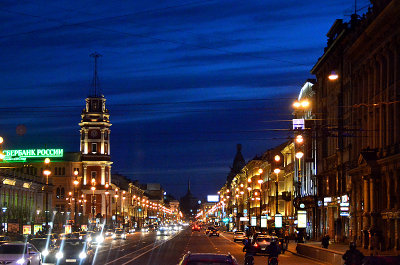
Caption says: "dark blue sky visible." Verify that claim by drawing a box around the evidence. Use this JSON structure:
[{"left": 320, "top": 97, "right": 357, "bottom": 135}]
[{"left": 0, "top": 0, "right": 369, "bottom": 199}]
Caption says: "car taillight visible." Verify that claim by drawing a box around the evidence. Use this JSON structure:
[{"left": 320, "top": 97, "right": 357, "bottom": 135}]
[{"left": 253, "top": 243, "right": 258, "bottom": 247}]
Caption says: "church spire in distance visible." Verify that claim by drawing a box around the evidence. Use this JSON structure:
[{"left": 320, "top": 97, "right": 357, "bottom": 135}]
[{"left": 90, "top": 52, "right": 102, "bottom": 97}]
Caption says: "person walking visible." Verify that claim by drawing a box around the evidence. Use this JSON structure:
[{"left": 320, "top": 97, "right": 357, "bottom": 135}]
[{"left": 343, "top": 242, "right": 364, "bottom": 265}]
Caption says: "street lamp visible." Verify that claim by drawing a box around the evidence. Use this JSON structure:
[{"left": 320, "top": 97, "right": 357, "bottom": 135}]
[
  {"left": 43, "top": 158, "right": 51, "bottom": 230},
  {"left": 328, "top": 71, "right": 339, "bottom": 80},
  {"left": 73, "top": 171, "right": 79, "bottom": 231},
  {"left": 105, "top": 183, "right": 110, "bottom": 226},
  {"left": 91, "top": 185, "right": 96, "bottom": 226},
  {"left": 115, "top": 188, "right": 119, "bottom": 228}
]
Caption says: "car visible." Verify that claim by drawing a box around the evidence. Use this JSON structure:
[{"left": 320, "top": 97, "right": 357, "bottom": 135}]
[
  {"left": 205, "top": 226, "right": 214, "bottom": 235},
  {"left": 233, "top": 231, "right": 247, "bottom": 242},
  {"left": 29, "top": 237, "right": 56, "bottom": 263},
  {"left": 191, "top": 225, "right": 200, "bottom": 232},
  {"left": 209, "top": 228, "right": 220, "bottom": 237},
  {"left": 178, "top": 252, "right": 239, "bottom": 265},
  {"left": 156, "top": 227, "right": 170, "bottom": 236},
  {"left": 141, "top": 227, "right": 149, "bottom": 233},
  {"left": 79, "top": 231, "right": 92, "bottom": 243},
  {"left": 252, "top": 235, "right": 279, "bottom": 254},
  {"left": 0, "top": 242, "right": 42, "bottom": 265},
  {"left": 105, "top": 229, "right": 114, "bottom": 237},
  {"left": 54, "top": 239, "right": 94, "bottom": 265},
  {"left": 0, "top": 236, "right": 11, "bottom": 245},
  {"left": 112, "top": 229, "right": 127, "bottom": 240},
  {"left": 90, "top": 231, "right": 105, "bottom": 245}
]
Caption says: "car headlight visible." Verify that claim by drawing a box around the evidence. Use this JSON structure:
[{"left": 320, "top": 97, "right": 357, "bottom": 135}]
[
  {"left": 56, "top": 252, "right": 64, "bottom": 259},
  {"left": 157, "top": 231, "right": 160, "bottom": 235},
  {"left": 16, "top": 258, "right": 25, "bottom": 265},
  {"left": 96, "top": 235, "right": 104, "bottom": 243},
  {"left": 42, "top": 249, "right": 49, "bottom": 257},
  {"left": 86, "top": 237, "right": 92, "bottom": 242},
  {"left": 79, "top": 252, "right": 87, "bottom": 259},
  {"left": 112, "top": 234, "right": 116, "bottom": 238},
  {"left": 79, "top": 236, "right": 83, "bottom": 239}
]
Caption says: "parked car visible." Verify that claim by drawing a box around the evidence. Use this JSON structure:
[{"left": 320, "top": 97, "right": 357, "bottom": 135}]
[
  {"left": 112, "top": 229, "right": 127, "bottom": 240},
  {"left": 233, "top": 231, "right": 247, "bottom": 242},
  {"left": 209, "top": 228, "right": 220, "bottom": 237},
  {"left": 178, "top": 253, "right": 239, "bottom": 265},
  {"left": 0, "top": 242, "right": 42, "bottom": 265},
  {"left": 54, "top": 239, "right": 94, "bottom": 265}
]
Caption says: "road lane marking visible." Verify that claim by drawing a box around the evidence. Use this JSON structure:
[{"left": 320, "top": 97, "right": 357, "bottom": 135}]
[{"left": 118, "top": 232, "right": 181, "bottom": 265}]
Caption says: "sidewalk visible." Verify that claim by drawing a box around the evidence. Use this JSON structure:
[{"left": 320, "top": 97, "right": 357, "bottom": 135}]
[{"left": 299, "top": 240, "right": 400, "bottom": 256}]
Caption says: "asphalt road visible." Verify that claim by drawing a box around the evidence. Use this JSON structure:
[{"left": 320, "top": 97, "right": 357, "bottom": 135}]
[{"left": 47, "top": 228, "right": 325, "bottom": 265}]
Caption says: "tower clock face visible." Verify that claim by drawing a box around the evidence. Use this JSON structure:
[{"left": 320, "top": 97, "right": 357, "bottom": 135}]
[{"left": 90, "top": 130, "right": 99, "bottom": 138}]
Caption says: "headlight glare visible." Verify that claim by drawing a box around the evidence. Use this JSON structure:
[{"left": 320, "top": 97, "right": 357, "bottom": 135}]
[
  {"left": 56, "top": 251, "right": 63, "bottom": 259},
  {"left": 16, "top": 258, "right": 25, "bottom": 265},
  {"left": 42, "top": 249, "right": 49, "bottom": 257},
  {"left": 79, "top": 252, "right": 87, "bottom": 259},
  {"left": 96, "top": 235, "right": 104, "bottom": 243}
]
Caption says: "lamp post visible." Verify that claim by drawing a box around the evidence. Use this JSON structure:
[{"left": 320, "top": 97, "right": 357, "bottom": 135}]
[
  {"left": 105, "top": 183, "right": 110, "bottom": 227},
  {"left": 114, "top": 188, "right": 119, "bottom": 228},
  {"left": 73, "top": 171, "right": 79, "bottom": 231},
  {"left": 91, "top": 181, "right": 96, "bottom": 227},
  {"left": 122, "top": 191, "right": 126, "bottom": 228},
  {"left": 43, "top": 158, "right": 51, "bottom": 230}
]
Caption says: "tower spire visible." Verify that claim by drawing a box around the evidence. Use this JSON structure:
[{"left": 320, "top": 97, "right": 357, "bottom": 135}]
[{"left": 90, "top": 52, "right": 102, "bottom": 97}]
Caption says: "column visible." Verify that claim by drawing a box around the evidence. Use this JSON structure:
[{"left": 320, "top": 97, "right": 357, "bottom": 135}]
[
  {"left": 84, "top": 130, "right": 88, "bottom": 154},
  {"left": 350, "top": 180, "right": 357, "bottom": 242},
  {"left": 369, "top": 177, "right": 376, "bottom": 228},
  {"left": 101, "top": 166, "right": 105, "bottom": 185},
  {"left": 100, "top": 130, "right": 105, "bottom": 154},
  {"left": 101, "top": 194, "right": 106, "bottom": 215},
  {"left": 83, "top": 166, "right": 87, "bottom": 185},
  {"left": 363, "top": 176, "right": 370, "bottom": 248}
]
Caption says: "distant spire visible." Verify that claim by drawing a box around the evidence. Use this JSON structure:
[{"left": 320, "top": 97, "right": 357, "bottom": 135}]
[
  {"left": 188, "top": 177, "right": 191, "bottom": 192},
  {"left": 90, "top": 52, "right": 102, "bottom": 97}
]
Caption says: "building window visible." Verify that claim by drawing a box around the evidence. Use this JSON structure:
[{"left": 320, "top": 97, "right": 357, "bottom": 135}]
[
  {"left": 62, "top": 167, "right": 65, "bottom": 176},
  {"left": 61, "top": 188, "right": 65, "bottom": 199},
  {"left": 104, "top": 143, "right": 108, "bottom": 154},
  {"left": 56, "top": 188, "right": 61, "bottom": 199},
  {"left": 91, "top": 171, "right": 97, "bottom": 182},
  {"left": 92, "top": 143, "right": 97, "bottom": 154}
]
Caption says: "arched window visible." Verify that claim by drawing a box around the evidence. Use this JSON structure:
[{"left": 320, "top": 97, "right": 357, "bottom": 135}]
[
  {"left": 62, "top": 167, "right": 65, "bottom": 176},
  {"left": 56, "top": 188, "right": 61, "bottom": 199},
  {"left": 61, "top": 188, "right": 65, "bottom": 199}
]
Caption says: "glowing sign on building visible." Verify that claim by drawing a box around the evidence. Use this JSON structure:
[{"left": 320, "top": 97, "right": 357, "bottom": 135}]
[{"left": 2, "top": 149, "right": 64, "bottom": 162}]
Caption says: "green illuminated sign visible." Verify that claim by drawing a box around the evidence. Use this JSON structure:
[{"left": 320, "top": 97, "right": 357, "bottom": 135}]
[{"left": 2, "top": 149, "right": 64, "bottom": 162}]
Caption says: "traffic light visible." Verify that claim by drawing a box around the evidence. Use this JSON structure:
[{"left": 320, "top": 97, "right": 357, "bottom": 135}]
[{"left": 294, "top": 133, "right": 304, "bottom": 159}]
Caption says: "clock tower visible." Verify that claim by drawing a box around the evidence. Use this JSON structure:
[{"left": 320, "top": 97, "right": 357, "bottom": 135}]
[{"left": 79, "top": 52, "right": 112, "bottom": 222}]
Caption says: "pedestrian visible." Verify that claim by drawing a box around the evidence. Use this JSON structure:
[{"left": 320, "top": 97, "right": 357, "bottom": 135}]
[
  {"left": 343, "top": 242, "right": 364, "bottom": 265},
  {"left": 322, "top": 234, "right": 330, "bottom": 249},
  {"left": 284, "top": 229, "right": 289, "bottom": 244}
]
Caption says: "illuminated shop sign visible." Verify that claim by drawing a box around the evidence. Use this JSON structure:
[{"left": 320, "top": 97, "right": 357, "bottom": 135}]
[
  {"left": 2, "top": 149, "right": 64, "bottom": 162},
  {"left": 297, "top": 210, "right": 307, "bottom": 228}
]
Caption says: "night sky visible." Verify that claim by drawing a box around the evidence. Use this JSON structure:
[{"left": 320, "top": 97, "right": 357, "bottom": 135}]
[{"left": 0, "top": 0, "right": 369, "bottom": 199}]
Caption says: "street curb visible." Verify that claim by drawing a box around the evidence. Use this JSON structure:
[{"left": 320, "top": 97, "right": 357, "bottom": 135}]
[{"left": 286, "top": 249, "right": 330, "bottom": 265}]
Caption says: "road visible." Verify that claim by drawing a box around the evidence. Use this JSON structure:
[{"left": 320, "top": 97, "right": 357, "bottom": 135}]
[{"left": 76, "top": 228, "right": 325, "bottom": 265}]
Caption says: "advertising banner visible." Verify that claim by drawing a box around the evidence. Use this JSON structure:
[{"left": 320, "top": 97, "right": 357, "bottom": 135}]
[
  {"left": 65, "top": 225, "right": 72, "bottom": 234},
  {"left": 250, "top": 216, "right": 256, "bottom": 226},
  {"left": 275, "top": 214, "right": 282, "bottom": 228},
  {"left": 298, "top": 211, "right": 307, "bottom": 228},
  {"left": 261, "top": 216, "right": 267, "bottom": 228},
  {"left": 23, "top": 225, "right": 31, "bottom": 235},
  {"left": 34, "top": 225, "right": 42, "bottom": 234}
]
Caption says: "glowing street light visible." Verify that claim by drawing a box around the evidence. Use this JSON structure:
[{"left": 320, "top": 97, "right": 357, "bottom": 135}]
[
  {"left": 328, "top": 71, "right": 339, "bottom": 80},
  {"left": 295, "top": 135, "right": 304, "bottom": 144},
  {"left": 274, "top": 168, "right": 281, "bottom": 174},
  {"left": 296, "top": 152, "right": 304, "bottom": 159}
]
